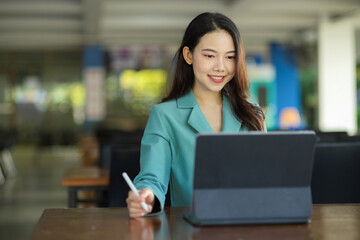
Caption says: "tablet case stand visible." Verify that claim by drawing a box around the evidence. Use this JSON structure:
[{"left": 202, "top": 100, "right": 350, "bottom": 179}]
[{"left": 184, "top": 187, "right": 312, "bottom": 226}]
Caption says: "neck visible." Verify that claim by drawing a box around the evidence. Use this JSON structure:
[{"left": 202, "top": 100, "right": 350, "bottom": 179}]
[{"left": 192, "top": 88, "right": 223, "bottom": 106}]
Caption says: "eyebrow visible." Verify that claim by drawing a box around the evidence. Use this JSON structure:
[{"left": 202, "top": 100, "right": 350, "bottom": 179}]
[{"left": 201, "top": 48, "right": 236, "bottom": 54}]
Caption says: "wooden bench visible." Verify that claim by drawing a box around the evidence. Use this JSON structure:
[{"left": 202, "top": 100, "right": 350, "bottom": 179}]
[{"left": 62, "top": 167, "right": 109, "bottom": 208}]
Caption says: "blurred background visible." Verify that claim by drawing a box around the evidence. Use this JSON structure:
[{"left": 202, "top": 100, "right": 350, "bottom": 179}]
[{"left": 0, "top": 0, "right": 360, "bottom": 239}]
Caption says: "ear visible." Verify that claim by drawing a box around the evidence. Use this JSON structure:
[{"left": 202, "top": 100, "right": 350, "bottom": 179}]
[{"left": 182, "top": 46, "right": 193, "bottom": 65}]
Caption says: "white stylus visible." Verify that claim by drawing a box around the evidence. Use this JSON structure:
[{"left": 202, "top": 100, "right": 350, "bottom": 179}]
[{"left": 122, "top": 172, "right": 149, "bottom": 212}]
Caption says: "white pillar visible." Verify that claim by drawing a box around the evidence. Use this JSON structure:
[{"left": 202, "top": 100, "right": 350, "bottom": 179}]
[{"left": 318, "top": 17, "right": 357, "bottom": 134}]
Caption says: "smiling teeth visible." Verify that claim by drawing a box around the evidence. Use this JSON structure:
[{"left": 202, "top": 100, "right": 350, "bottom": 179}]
[{"left": 211, "top": 76, "right": 223, "bottom": 80}]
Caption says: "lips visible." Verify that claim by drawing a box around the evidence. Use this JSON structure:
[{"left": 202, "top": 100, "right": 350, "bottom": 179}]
[{"left": 208, "top": 75, "right": 225, "bottom": 83}]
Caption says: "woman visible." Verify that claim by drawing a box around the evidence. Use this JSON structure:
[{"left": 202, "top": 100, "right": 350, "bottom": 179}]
[{"left": 126, "top": 12, "right": 266, "bottom": 218}]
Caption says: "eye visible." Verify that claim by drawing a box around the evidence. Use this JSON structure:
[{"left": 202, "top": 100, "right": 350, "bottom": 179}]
[
  {"left": 226, "top": 56, "right": 236, "bottom": 60},
  {"left": 204, "top": 54, "right": 214, "bottom": 58}
]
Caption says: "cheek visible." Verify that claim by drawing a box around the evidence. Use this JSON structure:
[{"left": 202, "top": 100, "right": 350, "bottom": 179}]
[
  {"left": 227, "top": 62, "right": 236, "bottom": 74},
  {"left": 193, "top": 58, "right": 210, "bottom": 73},
  {"left": 226, "top": 62, "right": 236, "bottom": 82}
]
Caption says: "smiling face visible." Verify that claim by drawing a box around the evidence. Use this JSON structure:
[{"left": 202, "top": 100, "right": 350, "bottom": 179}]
[{"left": 183, "top": 29, "right": 236, "bottom": 96}]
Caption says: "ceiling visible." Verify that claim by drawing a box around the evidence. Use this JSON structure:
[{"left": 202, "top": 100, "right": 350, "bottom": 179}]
[{"left": 0, "top": 0, "right": 360, "bottom": 57}]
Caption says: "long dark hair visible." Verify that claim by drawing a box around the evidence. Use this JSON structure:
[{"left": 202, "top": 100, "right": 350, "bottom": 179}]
[{"left": 162, "top": 12, "right": 265, "bottom": 131}]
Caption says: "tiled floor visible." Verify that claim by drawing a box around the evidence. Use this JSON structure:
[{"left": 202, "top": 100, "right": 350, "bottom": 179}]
[{"left": 0, "top": 144, "right": 81, "bottom": 240}]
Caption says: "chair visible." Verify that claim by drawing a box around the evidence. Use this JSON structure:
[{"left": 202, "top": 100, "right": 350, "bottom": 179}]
[
  {"left": 97, "top": 129, "right": 143, "bottom": 168},
  {"left": 315, "top": 131, "right": 349, "bottom": 142},
  {"left": 0, "top": 137, "right": 5, "bottom": 184},
  {"left": 99, "top": 142, "right": 140, "bottom": 168},
  {"left": 0, "top": 129, "right": 17, "bottom": 179},
  {"left": 62, "top": 167, "right": 109, "bottom": 208},
  {"left": 311, "top": 141, "right": 360, "bottom": 203},
  {"left": 109, "top": 146, "right": 171, "bottom": 207}
]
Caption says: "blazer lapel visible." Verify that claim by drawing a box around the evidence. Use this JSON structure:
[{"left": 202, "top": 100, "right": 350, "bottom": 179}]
[
  {"left": 188, "top": 104, "right": 214, "bottom": 133},
  {"left": 177, "top": 91, "right": 213, "bottom": 133}
]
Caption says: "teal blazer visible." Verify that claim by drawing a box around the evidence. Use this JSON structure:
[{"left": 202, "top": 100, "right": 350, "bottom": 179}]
[{"left": 134, "top": 91, "right": 251, "bottom": 211}]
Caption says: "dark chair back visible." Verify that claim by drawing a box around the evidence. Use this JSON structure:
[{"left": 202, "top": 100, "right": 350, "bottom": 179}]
[
  {"left": 311, "top": 141, "right": 360, "bottom": 203},
  {"left": 97, "top": 129, "right": 143, "bottom": 168},
  {"left": 109, "top": 146, "right": 171, "bottom": 207},
  {"left": 99, "top": 143, "right": 140, "bottom": 168},
  {"left": 315, "top": 131, "right": 349, "bottom": 142}
]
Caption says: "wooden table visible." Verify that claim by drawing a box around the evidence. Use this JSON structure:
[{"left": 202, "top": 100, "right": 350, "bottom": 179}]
[
  {"left": 61, "top": 167, "right": 109, "bottom": 208},
  {"left": 30, "top": 204, "right": 360, "bottom": 240}
]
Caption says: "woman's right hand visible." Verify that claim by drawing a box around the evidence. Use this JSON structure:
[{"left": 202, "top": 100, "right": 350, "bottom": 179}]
[{"left": 126, "top": 188, "right": 155, "bottom": 218}]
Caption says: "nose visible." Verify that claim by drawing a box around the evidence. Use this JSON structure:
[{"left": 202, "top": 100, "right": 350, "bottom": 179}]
[{"left": 213, "top": 58, "right": 225, "bottom": 72}]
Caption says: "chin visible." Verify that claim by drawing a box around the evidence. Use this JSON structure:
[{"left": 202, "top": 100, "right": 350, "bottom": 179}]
[{"left": 208, "top": 86, "right": 225, "bottom": 93}]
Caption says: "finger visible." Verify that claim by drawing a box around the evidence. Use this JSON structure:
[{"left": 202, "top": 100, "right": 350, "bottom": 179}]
[
  {"left": 129, "top": 201, "right": 153, "bottom": 216},
  {"left": 128, "top": 207, "right": 146, "bottom": 219},
  {"left": 145, "top": 204, "right": 153, "bottom": 213},
  {"left": 126, "top": 195, "right": 140, "bottom": 205},
  {"left": 127, "top": 199, "right": 145, "bottom": 215},
  {"left": 128, "top": 201, "right": 145, "bottom": 210},
  {"left": 129, "top": 211, "right": 145, "bottom": 218},
  {"left": 139, "top": 189, "right": 152, "bottom": 197},
  {"left": 128, "top": 193, "right": 144, "bottom": 206},
  {"left": 128, "top": 197, "right": 152, "bottom": 211},
  {"left": 128, "top": 191, "right": 140, "bottom": 200},
  {"left": 127, "top": 203, "right": 152, "bottom": 218},
  {"left": 127, "top": 189, "right": 154, "bottom": 215},
  {"left": 129, "top": 207, "right": 146, "bottom": 216},
  {"left": 128, "top": 204, "right": 148, "bottom": 214},
  {"left": 130, "top": 201, "right": 153, "bottom": 214},
  {"left": 138, "top": 189, "right": 155, "bottom": 205}
]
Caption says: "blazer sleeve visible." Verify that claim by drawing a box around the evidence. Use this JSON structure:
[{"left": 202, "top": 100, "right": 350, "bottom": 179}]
[{"left": 133, "top": 105, "right": 172, "bottom": 212}]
